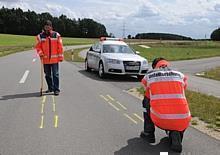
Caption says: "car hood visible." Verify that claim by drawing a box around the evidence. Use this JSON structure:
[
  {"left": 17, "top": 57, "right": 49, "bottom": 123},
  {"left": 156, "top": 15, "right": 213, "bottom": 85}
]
[{"left": 102, "top": 53, "right": 146, "bottom": 61}]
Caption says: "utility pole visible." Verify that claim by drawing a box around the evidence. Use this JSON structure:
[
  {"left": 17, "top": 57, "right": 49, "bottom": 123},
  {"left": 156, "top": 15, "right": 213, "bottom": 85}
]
[{"left": 122, "top": 22, "right": 126, "bottom": 39}]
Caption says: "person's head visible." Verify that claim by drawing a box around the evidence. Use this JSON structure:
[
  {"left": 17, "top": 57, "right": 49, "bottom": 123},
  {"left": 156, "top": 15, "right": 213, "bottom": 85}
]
[
  {"left": 43, "top": 20, "right": 52, "bottom": 34},
  {"left": 152, "top": 57, "right": 170, "bottom": 69}
]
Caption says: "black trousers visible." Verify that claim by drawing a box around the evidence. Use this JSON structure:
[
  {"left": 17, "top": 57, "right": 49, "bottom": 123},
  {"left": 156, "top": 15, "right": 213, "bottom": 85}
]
[
  {"left": 142, "top": 97, "right": 155, "bottom": 133},
  {"left": 142, "top": 96, "right": 184, "bottom": 139}
]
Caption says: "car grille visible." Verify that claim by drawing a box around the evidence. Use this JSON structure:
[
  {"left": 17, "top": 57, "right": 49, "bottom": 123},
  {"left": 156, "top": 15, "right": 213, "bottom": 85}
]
[{"left": 123, "top": 61, "right": 140, "bottom": 73}]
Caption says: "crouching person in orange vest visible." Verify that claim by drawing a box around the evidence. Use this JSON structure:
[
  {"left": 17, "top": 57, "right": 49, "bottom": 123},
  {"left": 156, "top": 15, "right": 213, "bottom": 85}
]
[
  {"left": 140, "top": 57, "right": 191, "bottom": 153},
  {"left": 35, "top": 20, "right": 63, "bottom": 96}
]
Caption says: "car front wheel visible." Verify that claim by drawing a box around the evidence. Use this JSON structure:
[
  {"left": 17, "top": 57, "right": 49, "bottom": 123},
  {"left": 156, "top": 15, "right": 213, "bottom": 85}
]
[
  {"left": 137, "top": 75, "right": 144, "bottom": 81},
  {"left": 98, "top": 62, "right": 105, "bottom": 78}
]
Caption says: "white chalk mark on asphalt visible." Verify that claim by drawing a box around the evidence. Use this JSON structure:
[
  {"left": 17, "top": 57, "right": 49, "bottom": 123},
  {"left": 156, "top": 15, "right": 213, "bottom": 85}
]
[
  {"left": 19, "top": 70, "right": 30, "bottom": 84},
  {"left": 32, "top": 58, "right": 36, "bottom": 62}
]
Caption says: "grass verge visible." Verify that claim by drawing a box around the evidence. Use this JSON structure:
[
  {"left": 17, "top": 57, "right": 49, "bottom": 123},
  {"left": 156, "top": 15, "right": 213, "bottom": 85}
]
[
  {"left": 64, "top": 48, "right": 86, "bottom": 62},
  {"left": 137, "top": 87, "right": 220, "bottom": 128},
  {"left": 197, "top": 67, "right": 220, "bottom": 81},
  {"left": 131, "top": 41, "right": 220, "bottom": 62},
  {"left": 0, "top": 33, "right": 96, "bottom": 57}
]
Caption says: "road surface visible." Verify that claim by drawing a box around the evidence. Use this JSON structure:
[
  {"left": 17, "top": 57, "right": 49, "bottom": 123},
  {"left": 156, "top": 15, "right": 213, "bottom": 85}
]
[{"left": 0, "top": 48, "right": 220, "bottom": 155}]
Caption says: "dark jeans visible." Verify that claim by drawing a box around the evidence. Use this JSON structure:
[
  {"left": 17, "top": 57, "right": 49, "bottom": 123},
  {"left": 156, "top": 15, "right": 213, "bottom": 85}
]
[
  {"left": 142, "top": 97, "right": 155, "bottom": 133},
  {"left": 142, "top": 96, "right": 184, "bottom": 137},
  {"left": 43, "top": 63, "right": 60, "bottom": 92}
]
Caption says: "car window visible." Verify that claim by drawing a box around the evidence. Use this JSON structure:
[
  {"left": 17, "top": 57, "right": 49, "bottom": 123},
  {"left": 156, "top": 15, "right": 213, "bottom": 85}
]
[
  {"left": 96, "top": 43, "right": 101, "bottom": 52},
  {"left": 103, "top": 44, "right": 135, "bottom": 54},
  {"left": 92, "top": 43, "right": 101, "bottom": 53}
]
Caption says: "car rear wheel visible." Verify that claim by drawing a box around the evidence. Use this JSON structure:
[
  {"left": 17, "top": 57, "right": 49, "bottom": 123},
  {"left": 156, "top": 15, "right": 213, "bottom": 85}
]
[
  {"left": 85, "top": 59, "right": 91, "bottom": 72},
  {"left": 98, "top": 62, "right": 105, "bottom": 78}
]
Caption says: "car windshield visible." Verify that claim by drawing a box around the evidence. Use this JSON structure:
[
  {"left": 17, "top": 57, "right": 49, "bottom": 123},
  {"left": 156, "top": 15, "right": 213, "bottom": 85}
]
[{"left": 103, "top": 44, "right": 135, "bottom": 54}]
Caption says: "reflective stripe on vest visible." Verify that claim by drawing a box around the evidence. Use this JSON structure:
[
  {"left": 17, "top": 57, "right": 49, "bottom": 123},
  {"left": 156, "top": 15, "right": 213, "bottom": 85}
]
[
  {"left": 44, "top": 54, "right": 63, "bottom": 58},
  {"left": 150, "top": 108, "right": 191, "bottom": 119},
  {"left": 51, "top": 38, "right": 58, "bottom": 41},
  {"left": 148, "top": 76, "right": 184, "bottom": 85},
  {"left": 150, "top": 93, "right": 186, "bottom": 100}
]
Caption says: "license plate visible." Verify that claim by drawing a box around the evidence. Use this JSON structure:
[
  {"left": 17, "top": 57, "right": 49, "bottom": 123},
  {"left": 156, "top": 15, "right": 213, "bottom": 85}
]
[{"left": 125, "top": 66, "right": 140, "bottom": 70}]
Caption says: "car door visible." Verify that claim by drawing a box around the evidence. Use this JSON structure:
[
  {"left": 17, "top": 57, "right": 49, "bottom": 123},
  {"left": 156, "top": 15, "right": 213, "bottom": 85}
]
[
  {"left": 87, "top": 44, "right": 97, "bottom": 68},
  {"left": 93, "top": 43, "right": 102, "bottom": 70}
]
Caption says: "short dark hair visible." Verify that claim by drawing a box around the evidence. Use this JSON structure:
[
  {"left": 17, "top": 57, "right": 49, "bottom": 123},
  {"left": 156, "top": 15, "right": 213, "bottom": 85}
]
[
  {"left": 44, "top": 20, "right": 52, "bottom": 27},
  {"left": 152, "top": 57, "right": 166, "bottom": 69}
]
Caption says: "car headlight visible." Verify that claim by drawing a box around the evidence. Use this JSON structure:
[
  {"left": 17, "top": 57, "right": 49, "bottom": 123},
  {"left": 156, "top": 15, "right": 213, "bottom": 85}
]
[
  {"left": 106, "top": 58, "right": 121, "bottom": 64},
  {"left": 143, "top": 60, "right": 148, "bottom": 65}
]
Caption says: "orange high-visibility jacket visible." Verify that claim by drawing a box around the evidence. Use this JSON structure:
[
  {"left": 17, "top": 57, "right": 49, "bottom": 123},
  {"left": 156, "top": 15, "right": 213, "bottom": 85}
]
[
  {"left": 35, "top": 31, "right": 63, "bottom": 64},
  {"left": 142, "top": 68, "right": 191, "bottom": 131}
]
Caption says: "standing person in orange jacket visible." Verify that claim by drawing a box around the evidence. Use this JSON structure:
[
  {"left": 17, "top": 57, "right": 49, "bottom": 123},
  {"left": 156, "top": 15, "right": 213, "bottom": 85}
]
[
  {"left": 35, "top": 20, "right": 64, "bottom": 96},
  {"left": 140, "top": 57, "right": 191, "bottom": 153}
]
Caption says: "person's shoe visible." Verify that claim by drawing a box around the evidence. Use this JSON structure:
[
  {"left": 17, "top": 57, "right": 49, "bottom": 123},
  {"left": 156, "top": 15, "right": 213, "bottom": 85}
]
[
  {"left": 140, "top": 131, "right": 155, "bottom": 143},
  {"left": 169, "top": 131, "right": 182, "bottom": 153},
  {"left": 54, "top": 91, "right": 60, "bottom": 96},
  {"left": 45, "top": 89, "right": 53, "bottom": 93}
]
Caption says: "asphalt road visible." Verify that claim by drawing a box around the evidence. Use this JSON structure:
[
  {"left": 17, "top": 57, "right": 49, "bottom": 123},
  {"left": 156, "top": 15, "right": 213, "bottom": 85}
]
[
  {"left": 0, "top": 48, "right": 220, "bottom": 155},
  {"left": 80, "top": 49, "right": 220, "bottom": 98}
]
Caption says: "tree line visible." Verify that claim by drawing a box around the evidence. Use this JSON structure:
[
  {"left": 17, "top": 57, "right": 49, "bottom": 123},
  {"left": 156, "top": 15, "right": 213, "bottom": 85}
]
[
  {"left": 211, "top": 28, "right": 220, "bottom": 41},
  {"left": 0, "top": 7, "right": 108, "bottom": 38},
  {"left": 134, "top": 33, "right": 193, "bottom": 40}
]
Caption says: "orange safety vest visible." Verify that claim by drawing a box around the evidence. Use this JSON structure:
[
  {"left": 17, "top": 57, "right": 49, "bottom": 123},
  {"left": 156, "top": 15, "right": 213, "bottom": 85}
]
[
  {"left": 142, "top": 68, "right": 191, "bottom": 131},
  {"left": 35, "top": 31, "right": 63, "bottom": 64}
]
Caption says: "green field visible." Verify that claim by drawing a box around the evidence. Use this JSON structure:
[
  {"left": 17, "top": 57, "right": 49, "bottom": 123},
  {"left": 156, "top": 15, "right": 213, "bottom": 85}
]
[
  {"left": 197, "top": 67, "right": 220, "bottom": 81},
  {"left": 137, "top": 87, "right": 220, "bottom": 128},
  {"left": 131, "top": 41, "right": 220, "bottom": 62},
  {"left": 64, "top": 48, "right": 86, "bottom": 62},
  {"left": 0, "top": 34, "right": 96, "bottom": 57}
]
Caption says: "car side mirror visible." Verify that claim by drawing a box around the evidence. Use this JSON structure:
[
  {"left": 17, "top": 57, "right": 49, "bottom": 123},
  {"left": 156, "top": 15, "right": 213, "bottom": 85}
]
[
  {"left": 136, "top": 51, "right": 140, "bottom": 55},
  {"left": 89, "top": 46, "right": 93, "bottom": 51}
]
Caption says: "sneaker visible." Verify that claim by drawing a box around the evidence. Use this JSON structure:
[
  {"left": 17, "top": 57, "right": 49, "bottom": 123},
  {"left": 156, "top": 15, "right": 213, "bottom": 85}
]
[
  {"left": 45, "top": 89, "right": 53, "bottom": 93},
  {"left": 140, "top": 131, "right": 155, "bottom": 143},
  {"left": 169, "top": 131, "right": 182, "bottom": 153},
  {"left": 54, "top": 91, "right": 59, "bottom": 96}
]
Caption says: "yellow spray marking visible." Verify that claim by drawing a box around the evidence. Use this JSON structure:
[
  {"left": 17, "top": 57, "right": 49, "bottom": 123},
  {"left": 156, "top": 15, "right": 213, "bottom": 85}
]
[
  {"left": 42, "top": 96, "right": 46, "bottom": 104},
  {"left": 39, "top": 115, "right": 44, "bottom": 129},
  {"left": 54, "top": 115, "right": 59, "bottom": 128},
  {"left": 124, "top": 113, "right": 138, "bottom": 124},
  {"left": 108, "top": 102, "right": 120, "bottom": 111},
  {"left": 100, "top": 95, "right": 109, "bottom": 102},
  {"left": 116, "top": 101, "right": 127, "bottom": 110},
  {"left": 52, "top": 96, "right": 56, "bottom": 112},
  {"left": 133, "top": 113, "right": 144, "bottom": 122},
  {"left": 52, "top": 95, "right": 55, "bottom": 103},
  {"left": 53, "top": 103, "right": 56, "bottom": 112},
  {"left": 107, "top": 95, "right": 115, "bottom": 101},
  {"left": 41, "top": 104, "right": 45, "bottom": 114}
]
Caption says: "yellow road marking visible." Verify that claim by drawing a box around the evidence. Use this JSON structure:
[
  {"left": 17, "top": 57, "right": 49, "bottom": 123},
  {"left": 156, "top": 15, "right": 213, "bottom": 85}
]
[
  {"left": 108, "top": 102, "right": 120, "bottom": 111},
  {"left": 133, "top": 113, "right": 144, "bottom": 122},
  {"left": 53, "top": 103, "right": 56, "bottom": 112},
  {"left": 124, "top": 113, "right": 138, "bottom": 124},
  {"left": 107, "top": 95, "right": 115, "bottom": 101},
  {"left": 52, "top": 95, "right": 55, "bottom": 103},
  {"left": 41, "top": 104, "right": 45, "bottom": 114},
  {"left": 42, "top": 96, "right": 46, "bottom": 104},
  {"left": 116, "top": 101, "right": 127, "bottom": 110},
  {"left": 54, "top": 115, "right": 59, "bottom": 128},
  {"left": 39, "top": 115, "right": 44, "bottom": 129},
  {"left": 100, "top": 95, "right": 109, "bottom": 102}
]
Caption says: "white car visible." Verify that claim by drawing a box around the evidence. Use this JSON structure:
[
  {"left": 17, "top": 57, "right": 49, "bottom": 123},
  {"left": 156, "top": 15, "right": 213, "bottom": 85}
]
[{"left": 85, "top": 37, "right": 149, "bottom": 79}]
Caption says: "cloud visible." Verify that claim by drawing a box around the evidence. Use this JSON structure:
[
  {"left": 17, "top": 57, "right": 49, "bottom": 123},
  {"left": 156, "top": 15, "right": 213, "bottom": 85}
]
[{"left": 1, "top": 0, "right": 220, "bottom": 38}]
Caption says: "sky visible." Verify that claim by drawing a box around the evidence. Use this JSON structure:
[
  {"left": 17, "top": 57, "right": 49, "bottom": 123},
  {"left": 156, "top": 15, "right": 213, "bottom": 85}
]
[{"left": 1, "top": 0, "right": 220, "bottom": 39}]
